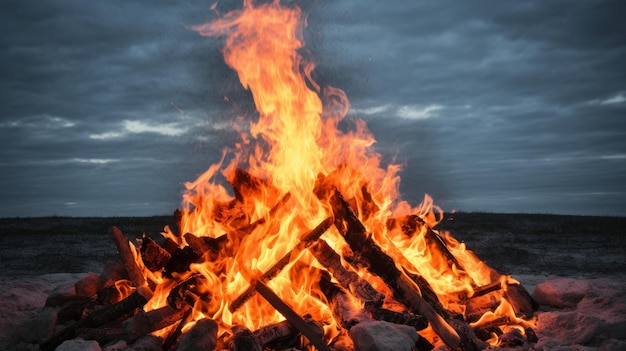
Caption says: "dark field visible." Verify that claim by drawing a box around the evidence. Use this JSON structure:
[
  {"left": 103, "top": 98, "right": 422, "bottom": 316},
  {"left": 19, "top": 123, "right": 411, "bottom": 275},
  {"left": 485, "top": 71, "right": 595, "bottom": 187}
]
[{"left": 1, "top": 213, "right": 625, "bottom": 279}]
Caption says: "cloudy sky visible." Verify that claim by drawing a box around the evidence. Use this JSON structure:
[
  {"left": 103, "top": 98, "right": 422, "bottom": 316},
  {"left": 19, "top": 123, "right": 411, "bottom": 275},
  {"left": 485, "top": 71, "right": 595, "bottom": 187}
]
[{"left": 1, "top": 0, "right": 625, "bottom": 217}]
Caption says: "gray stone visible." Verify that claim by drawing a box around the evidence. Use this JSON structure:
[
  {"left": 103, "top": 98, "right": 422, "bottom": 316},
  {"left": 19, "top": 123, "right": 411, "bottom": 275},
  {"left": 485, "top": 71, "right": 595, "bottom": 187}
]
[
  {"left": 532, "top": 278, "right": 590, "bottom": 309},
  {"left": 54, "top": 338, "right": 102, "bottom": 351},
  {"left": 16, "top": 308, "right": 57, "bottom": 343}
]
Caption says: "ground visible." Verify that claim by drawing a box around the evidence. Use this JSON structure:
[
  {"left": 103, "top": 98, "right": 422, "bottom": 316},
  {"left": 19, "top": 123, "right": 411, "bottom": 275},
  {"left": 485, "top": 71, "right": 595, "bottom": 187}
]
[{"left": 1, "top": 213, "right": 625, "bottom": 350}]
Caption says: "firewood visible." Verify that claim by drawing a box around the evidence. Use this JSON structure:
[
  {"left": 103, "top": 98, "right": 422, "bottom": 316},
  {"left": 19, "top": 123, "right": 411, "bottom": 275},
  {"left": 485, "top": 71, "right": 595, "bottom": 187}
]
[
  {"left": 140, "top": 236, "right": 172, "bottom": 271},
  {"left": 123, "top": 304, "right": 191, "bottom": 339},
  {"left": 504, "top": 283, "right": 538, "bottom": 315},
  {"left": 162, "top": 308, "right": 193, "bottom": 351},
  {"left": 369, "top": 307, "right": 428, "bottom": 330},
  {"left": 317, "top": 272, "right": 368, "bottom": 329},
  {"left": 40, "top": 286, "right": 153, "bottom": 351},
  {"left": 314, "top": 185, "right": 461, "bottom": 350},
  {"left": 253, "top": 320, "right": 298, "bottom": 348},
  {"left": 184, "top": 232, "right": 213, "bottom": 257},
  {"left": 163, "top": 246, "right": 200, "bottom": 278},
  {"left": 255, "top": 281, "right": 331, "bottom": 351},
  {"left": 176, "top": 318, "right": 218, "bottom": 351},
  {"left": 309, "top": 238, "right": 384, "bottom": 307},
  {"left": 109, "top": 226, "right": 146, "bottom": 288},
  {"left": 390, "top": 215, "right": 467, "bottom": 273},
  {"left": 229, "top": 217, "right": 333, "bottom": 312},
  {"left": 230, "top": 326, "right": 263, "bottom": 351},
  {"left": 75, "top": 272, "right": 102, "bottom": 297}
]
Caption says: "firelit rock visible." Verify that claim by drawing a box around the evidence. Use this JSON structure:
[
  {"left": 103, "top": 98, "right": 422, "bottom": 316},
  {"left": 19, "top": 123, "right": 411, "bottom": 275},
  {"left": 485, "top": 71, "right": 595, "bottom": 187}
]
[
  {"left": 532, "top": 278, "right": 590, "bottom": 308},
  {"left": 55, "top": 338, "right": 102, "bottom": 351},
  {"left": 75, "top": 272, "right": 102, "bottom": 297},
  {"left": 348, "top": 320, "right": 419, "bottom": 351}
]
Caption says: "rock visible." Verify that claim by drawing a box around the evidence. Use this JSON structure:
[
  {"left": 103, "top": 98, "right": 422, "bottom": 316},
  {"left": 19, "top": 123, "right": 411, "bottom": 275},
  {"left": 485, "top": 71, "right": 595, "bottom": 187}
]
[
  {"left": 55, "top": 338, "right": 102, "bottom": 351},
  {"left": 45, "top": 282, "right": 78, "bottom": 307},
  {"left": 102, "top": 340, "right": 127, "bottom": 351},
  {"left": 532, "top": 278, "right": 590, "bottom": 309},
  {"left": 536, "top": 311, "right": 602, "bottom": 345},
  {"left": 349, "top": 320, "right": 418, "bottom": 351},
  {"left": 75, "top": 272, "right": 101, "bottom": 297},
  {"left": 16, "top": 308, "right": 57, "bottom": 343},
  {"left": 128, "top": 335, "right": 162, "bottom": 351}
]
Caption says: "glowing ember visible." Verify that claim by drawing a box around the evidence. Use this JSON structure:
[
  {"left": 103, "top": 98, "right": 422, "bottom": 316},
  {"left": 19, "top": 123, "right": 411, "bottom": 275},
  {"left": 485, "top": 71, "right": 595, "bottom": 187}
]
[{"left": 115, "top": 1, "right": 535, "bottom": 349}]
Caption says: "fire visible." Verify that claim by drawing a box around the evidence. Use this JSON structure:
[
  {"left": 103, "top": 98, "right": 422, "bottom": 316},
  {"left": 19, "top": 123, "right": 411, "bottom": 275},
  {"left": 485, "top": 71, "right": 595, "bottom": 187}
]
[{"left": 118, "top": 0, "right": 534, "bottom": 348}]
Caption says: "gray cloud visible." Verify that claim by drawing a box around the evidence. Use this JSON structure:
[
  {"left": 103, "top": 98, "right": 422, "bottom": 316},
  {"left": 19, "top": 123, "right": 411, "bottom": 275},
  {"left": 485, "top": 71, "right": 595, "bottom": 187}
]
[{"left": 1, "top": 0, "right": 624, "bottom": 216}]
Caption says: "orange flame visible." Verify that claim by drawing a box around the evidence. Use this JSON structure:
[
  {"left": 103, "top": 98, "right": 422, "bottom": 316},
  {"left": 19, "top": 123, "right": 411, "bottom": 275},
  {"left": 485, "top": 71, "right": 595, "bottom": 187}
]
[{"left": 123, "top": 0, "right": 533, "bottom": 346}]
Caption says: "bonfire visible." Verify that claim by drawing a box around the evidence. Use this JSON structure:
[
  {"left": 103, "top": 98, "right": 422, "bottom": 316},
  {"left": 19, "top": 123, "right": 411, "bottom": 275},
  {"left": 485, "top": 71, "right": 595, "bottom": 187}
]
[{"left": 42, "top": 1, "right": 538, "bottom": 350}]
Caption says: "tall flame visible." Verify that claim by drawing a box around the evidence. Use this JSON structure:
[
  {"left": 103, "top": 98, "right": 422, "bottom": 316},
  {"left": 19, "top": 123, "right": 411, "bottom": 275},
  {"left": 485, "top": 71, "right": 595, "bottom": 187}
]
[{"left": 135, "top": 0, "right": 534, "bottom": 346}]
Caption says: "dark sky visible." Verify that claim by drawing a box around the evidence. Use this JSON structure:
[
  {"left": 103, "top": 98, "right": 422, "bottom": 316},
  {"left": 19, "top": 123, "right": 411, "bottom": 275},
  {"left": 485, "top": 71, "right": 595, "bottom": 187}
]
[{"left": 1, "top": 0, "right": 625, "bottom": 217}]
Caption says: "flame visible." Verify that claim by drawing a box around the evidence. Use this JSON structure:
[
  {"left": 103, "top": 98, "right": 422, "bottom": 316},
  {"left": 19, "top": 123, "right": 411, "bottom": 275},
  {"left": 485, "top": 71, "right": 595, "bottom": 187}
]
[{"left": 119, "top": 0, "right": 532, "bottom": 346}]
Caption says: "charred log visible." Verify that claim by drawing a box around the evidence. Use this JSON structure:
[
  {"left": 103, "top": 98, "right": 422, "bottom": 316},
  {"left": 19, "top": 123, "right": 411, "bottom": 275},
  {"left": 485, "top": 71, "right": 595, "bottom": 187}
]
[
  {"left": 253, "top": 320, "right": 299, "bottom": 349},
  {"left": 40, "top": 286, "right": 153, "bottom": 351},
  {"left": 163, "top": 246, "right": 200, "bottom": 278},
  {"left": 140, "top": 236, "right": 172, "bottom": 271},
  {"left": 255, "top": 281, "right": 331, "bottom": 351},
  {"left": 314, "top": 183, "right": 461, "bottom": 350},
  {"left": 109, "top": 226, "right": 146, "bottom": 288},
  {"left": 229, "top": 217, "right": 333, "bottom": 312},
  {"left": 123, "top": 304, "right": 191, "bottom": 339},
  {"left": 176, "top": 318, "right": 218, "bottom": 351},
  {"left": 309, "top": 239, "right": 384, "bottom": 307},
  {"left": 368, "top": 307, "right": 428, "bottom": 330}
]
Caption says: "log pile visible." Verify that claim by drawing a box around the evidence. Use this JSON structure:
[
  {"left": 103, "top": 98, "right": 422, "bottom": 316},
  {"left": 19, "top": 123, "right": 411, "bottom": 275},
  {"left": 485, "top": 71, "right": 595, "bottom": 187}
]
[{"left": 38, "top": 169, "right": 537, "bottom": 351}]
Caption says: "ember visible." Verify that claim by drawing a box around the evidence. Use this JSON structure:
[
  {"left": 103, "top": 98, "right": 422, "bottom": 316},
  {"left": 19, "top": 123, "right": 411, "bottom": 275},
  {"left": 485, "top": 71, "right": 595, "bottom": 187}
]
[{"left": 41, "top": 1, "right": 539, "bottom": 350}]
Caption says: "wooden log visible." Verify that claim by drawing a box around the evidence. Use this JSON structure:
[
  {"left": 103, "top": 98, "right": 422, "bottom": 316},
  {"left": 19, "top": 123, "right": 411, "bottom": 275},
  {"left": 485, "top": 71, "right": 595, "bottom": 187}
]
[
  {"left": 123, "top": 304, "right": 191, "bottom": 339},
  {"left": 315, "top": 185, "right": 461, "bottom": 350},
  {"left": 162, "top": 308, "right": 193, "bottom": 351},
  {"left": 229, "top": 327, "right": 263, "bottom": 351},
  {"left": 369, "top": 307, "right": 428, "bottom": 330},
  {"left": 176, "top": 318, "right": 218, "bottom": 351},
  {"left": 163, "top": 246, "right": 200, "bottom": 278},
  {"left": 255, "top": 281, "right": 331, "bottom": 351},
  {"left": 109, "top": 226, "right": 146, "bottom": 288},
  {"left": 229, "top": 217, "right": 333, "bottom": 312},
  {"left": 318, "top": 272, "right": 368, "bottom": 329},
  {"left": 309, "top": 239, "right": 384, "bottom": 307},
  {"left": 140, "top": 236, "right": 172, "bottom": 271},
  {"left": 253, "top": 320, "right": 298, "bottom": 348},
  {"left": 40, "top": 286, "right": 153, "bottom": 351}
]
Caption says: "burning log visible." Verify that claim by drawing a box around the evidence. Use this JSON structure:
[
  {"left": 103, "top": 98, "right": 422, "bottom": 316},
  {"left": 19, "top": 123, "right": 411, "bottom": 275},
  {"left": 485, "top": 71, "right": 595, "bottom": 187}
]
[
  {"left": 163, "top": 246, "right": 200, "bottom": 278},
  {"left": 309, "top": 238, "right": 384, "bottom": 306},
  {"left": 140, "top": 236, "right": 172, "bottom": 271},
  {"left": 318, "top": 272, "right": 367, "bottom": 329},
  {"left": 229, "top": 217, "right": 333, "bottom": 312},
  {"left": 369, "top": 307, "right": 428, "bottom": 331},
  {"left": 253, "top": 320, "right": 298, "bottom": 348},
  {"left": 123, "top": 304, "right": 191, "bottom": 339},
  {"left": 163, "top": 308, "right": 193, "bottom": 351},
  {"left": 389, "top": 215, "right": 467, "bottom": 273},
  {"left": 40, "top": 286, "right": 153, "bottom": 351},
  {"left": 109, "top": 226, "right": 146, "bottom": 288},
  {"left": 316, "top": 185, "right": 461, "bottom": 350},
  {"left": 255, "top": 281, "right": 331, "bottom": 351},
  {"left": 230, "top": 327, "right": 263, "bottom": 351}
]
